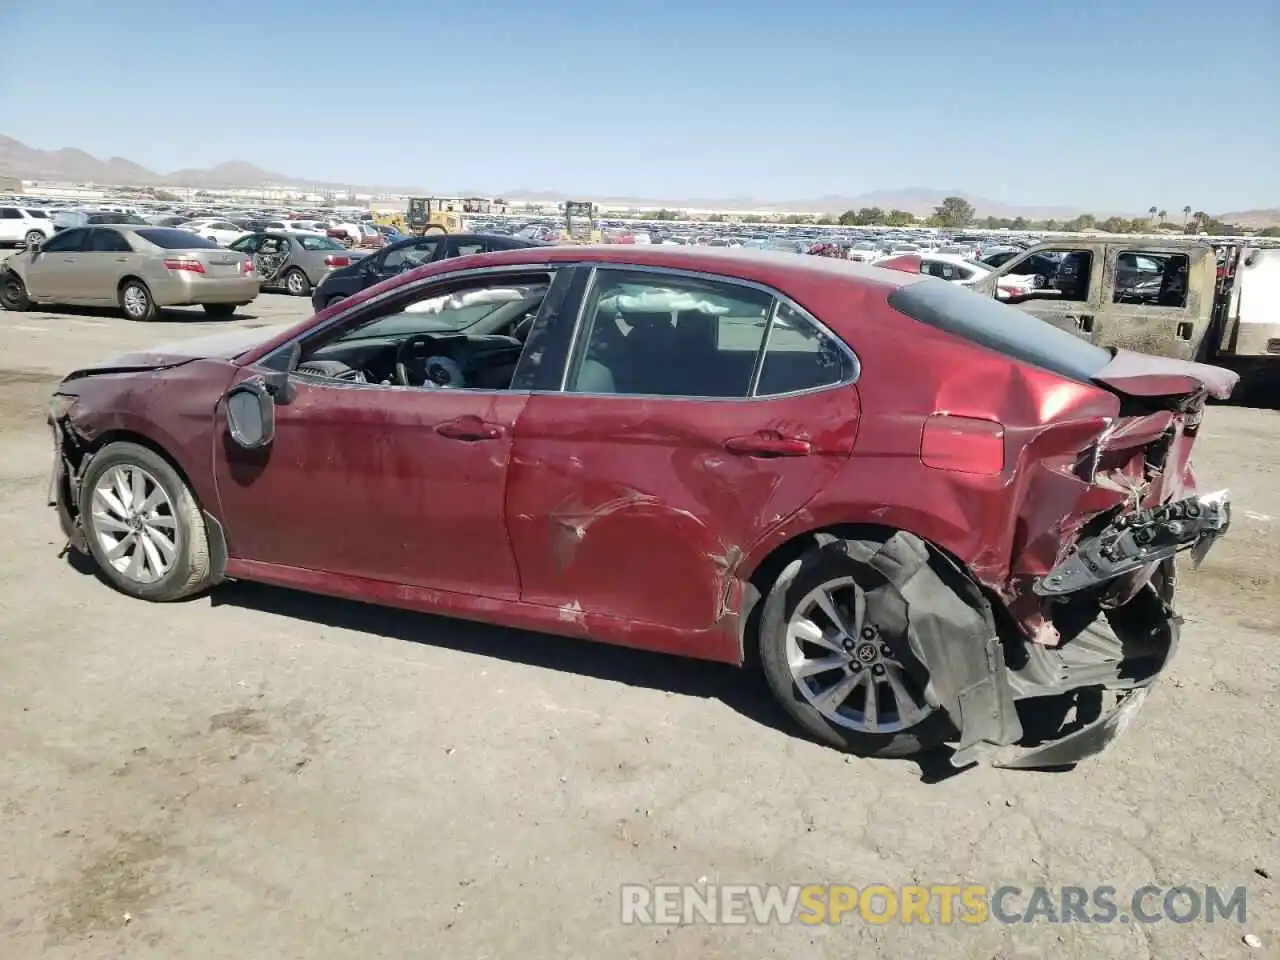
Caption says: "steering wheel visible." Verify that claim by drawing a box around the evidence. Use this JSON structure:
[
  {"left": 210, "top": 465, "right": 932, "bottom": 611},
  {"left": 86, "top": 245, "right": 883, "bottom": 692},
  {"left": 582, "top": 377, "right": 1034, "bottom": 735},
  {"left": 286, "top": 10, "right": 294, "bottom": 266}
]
[{"left": 394, "top": 335, "right": 467, "bottom": 388}]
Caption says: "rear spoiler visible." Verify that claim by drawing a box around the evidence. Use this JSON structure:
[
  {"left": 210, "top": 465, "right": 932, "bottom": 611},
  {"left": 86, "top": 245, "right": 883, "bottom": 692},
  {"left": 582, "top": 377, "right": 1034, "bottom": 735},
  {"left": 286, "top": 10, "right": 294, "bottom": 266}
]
[{"left": 1091, "top": 349, "right": 1238, "bottom": 400}]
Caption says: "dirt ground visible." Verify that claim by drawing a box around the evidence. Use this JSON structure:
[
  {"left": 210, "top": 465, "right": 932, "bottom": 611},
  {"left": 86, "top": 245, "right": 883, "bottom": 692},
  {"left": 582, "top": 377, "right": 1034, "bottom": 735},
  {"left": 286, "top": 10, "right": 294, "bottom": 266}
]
[{"left": 0, "top": 293, "right": 1276, "bottom": 959}]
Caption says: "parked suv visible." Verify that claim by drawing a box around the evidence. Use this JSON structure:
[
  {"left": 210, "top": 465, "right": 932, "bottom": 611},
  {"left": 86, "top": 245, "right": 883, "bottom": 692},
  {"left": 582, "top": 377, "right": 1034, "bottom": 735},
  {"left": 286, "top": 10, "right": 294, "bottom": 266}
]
[{"left": 0, "top": 206, "right": 56, "bottom": 248}]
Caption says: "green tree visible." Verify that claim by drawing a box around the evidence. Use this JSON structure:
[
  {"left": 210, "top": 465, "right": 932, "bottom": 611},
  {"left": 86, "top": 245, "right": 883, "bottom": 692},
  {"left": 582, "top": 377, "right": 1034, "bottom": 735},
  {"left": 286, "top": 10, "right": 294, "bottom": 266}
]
[
  {"left": 1158, "top": 209, "right": 1168, "bottom": 223},
  {"left": 1182, "top": 205, "right": 1192, "bottom": 226},
  {"left": 884, "top": 209, "right": 915, "bottom": 227},
  {"left": 932, "top": 196, "right": 975, "bottom": 228}
]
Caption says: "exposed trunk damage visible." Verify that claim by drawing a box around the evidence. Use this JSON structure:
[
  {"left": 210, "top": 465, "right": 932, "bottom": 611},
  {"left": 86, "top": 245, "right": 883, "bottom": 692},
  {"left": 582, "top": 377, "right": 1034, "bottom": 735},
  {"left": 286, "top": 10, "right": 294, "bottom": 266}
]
[{"left": 927, "top": 356, "right": 1237, "bottom": 768}]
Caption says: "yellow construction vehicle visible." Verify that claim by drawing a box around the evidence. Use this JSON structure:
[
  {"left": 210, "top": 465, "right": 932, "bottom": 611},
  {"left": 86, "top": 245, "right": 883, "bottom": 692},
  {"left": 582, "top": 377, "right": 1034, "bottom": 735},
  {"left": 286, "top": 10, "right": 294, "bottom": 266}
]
[
  {"left": 405, "top": 197, "right": 464, "bottom": 235},
  {"left": 563, "top": 200, "right": 601, "bottom": 243},
  {"left": 401, "top": 196, "right": 507, "bottom": 236}
]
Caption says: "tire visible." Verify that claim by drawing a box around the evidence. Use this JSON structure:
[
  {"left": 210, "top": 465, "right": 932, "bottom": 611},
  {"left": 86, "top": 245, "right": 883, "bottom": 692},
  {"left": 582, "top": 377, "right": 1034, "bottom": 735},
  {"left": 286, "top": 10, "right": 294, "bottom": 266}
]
[
  {"left": 284, "top": 268, "right": 311, "bottom": 297},
  {"left": 24, "top": 230, "right": 44, "bottom": 250},
  {"left": 1, "top": 271, "right": 32, "bottom": 311},
  {"left": 325, "top": 294, "right": 345, "bottom": 309},
  {"left": 119, "top": 279, "right": 158, "bottom": 321},
  {"left": 77, "top": 441, "right": 214, "bottom": 602},
  {"left": 202, "top": 303, "right": 236, "bottom": 319},
  {"left": 758, "top": 539, "right": 956, "bottom": 758}
]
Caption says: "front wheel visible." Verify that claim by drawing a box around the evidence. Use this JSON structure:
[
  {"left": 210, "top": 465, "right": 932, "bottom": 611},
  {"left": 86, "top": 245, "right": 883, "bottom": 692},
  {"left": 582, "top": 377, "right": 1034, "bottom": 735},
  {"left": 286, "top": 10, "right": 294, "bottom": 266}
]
[
  {"left": 119, "top": 280, "right": 158, "bottom": 321},
  {"left": 77, "top": 441, "right": 215, "bottom": 601},
  {"left": 1, "top": 271, "right": 32, "bottom": 311},
  {"left": 758, "top": 539, "right": 956, "bottom": 757}
]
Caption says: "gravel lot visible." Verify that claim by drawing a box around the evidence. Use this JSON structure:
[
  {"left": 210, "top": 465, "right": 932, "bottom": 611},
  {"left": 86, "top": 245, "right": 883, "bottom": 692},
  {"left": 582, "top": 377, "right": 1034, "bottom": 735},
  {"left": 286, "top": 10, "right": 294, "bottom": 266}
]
[{"left": 0, "top": 293, "right": 1277, "bottom": 959}]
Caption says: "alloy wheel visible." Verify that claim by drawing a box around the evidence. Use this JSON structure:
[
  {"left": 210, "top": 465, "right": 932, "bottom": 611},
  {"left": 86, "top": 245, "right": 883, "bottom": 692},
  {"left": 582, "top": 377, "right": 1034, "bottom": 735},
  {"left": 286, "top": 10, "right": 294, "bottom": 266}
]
[
  {"left": 122, "top": 284, "right": 149, "bottom": 318},
  {"left": 287, "top": 271, "right": 305, "bottom": 295},
  {"left": 90, "top": 464, "right": 178, "bottom": 584},
  {"left": 785, "top": 576, "right": 933, "bottom": 734}
]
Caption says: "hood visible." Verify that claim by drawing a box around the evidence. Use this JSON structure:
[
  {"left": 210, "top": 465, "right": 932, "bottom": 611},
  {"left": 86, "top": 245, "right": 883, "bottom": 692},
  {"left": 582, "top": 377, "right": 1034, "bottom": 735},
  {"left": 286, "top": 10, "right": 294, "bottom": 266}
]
[{"left": 66, "top": 324, "right": 292, "bottom": 377}]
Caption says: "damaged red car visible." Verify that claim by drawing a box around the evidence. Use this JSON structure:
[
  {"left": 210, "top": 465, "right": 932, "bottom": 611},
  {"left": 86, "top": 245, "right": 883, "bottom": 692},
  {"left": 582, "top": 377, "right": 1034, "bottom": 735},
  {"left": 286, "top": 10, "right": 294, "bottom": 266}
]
[{"left": 47, "top": 246, "right": 1235, "bottom": 769}]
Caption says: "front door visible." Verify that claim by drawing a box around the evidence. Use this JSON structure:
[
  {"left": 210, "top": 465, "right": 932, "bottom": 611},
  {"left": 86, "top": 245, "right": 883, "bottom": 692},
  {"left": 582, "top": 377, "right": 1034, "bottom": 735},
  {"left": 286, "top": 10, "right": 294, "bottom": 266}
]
[
  {"left": 976, "top": 243, "right": 1105, "bottom": 341},
  {"left": 214, "top": 379, "right": 528, "bottom": 597},
  {"left": 506, "top": 266, "right": 860, "bottom": 638},
  {"left": 24, "top": 227, "right": 90, "bottom": 300},
  {"left": 212, "top": 265, "right": 564, "bottom": 600},
  {"left": 82, "top": 228, "right": 139, "bottom": 302}
]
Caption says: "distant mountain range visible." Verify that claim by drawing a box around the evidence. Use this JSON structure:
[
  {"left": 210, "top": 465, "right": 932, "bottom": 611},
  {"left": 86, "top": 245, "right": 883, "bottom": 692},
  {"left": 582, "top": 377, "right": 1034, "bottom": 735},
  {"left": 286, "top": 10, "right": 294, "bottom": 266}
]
[{"left": 2, "top": 135, "right": 1275, "bottom": 224}]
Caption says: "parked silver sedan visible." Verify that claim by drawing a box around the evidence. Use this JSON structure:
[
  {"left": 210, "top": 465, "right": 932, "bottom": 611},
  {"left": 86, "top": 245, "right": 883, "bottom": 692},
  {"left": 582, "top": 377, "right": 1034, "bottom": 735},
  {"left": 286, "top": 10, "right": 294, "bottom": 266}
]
[
  {"left": 0, "top": 226, "right": 259, "bottom": 321},
  {"left": 228, "top": 231, "right": 366, "bottom": 297}
]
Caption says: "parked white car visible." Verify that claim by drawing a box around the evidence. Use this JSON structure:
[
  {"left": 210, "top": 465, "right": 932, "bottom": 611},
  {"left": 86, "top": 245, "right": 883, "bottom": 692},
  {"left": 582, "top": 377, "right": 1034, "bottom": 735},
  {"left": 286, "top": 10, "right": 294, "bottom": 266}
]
[
  {"left": 0, "top": 206, "right": 56, "bottom": 248},
  {"left": 919, "top": 253, "right": 1038, "bottom": 299},
  {"left": 181, "top": 218, "right": 248, "bottom": 247}
]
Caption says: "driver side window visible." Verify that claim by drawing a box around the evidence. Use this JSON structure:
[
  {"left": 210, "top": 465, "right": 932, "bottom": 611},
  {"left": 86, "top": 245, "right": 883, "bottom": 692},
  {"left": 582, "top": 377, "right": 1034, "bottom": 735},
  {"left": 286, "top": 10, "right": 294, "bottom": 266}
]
[
  {"left": 381, "top": 238, "right": 440, "bottom": 274},
  {"left": 292, "top": 271, "right": 554, "bottom": 392}
]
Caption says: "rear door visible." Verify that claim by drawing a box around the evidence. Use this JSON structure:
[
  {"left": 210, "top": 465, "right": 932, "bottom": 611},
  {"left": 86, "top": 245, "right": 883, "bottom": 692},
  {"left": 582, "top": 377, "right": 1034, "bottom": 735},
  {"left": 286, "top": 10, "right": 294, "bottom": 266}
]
[
  {"left": 1100, "top": 244, "right": 1216, "bottom": 360},
  {"left": 0, "top": 207, "right": 22, "bottom": 244},
  {"left": 82, "top": 228, "right": 138, "bottom": 301},
  {"left": 506, "top": 265, "right": 861, "bottom": 643}
]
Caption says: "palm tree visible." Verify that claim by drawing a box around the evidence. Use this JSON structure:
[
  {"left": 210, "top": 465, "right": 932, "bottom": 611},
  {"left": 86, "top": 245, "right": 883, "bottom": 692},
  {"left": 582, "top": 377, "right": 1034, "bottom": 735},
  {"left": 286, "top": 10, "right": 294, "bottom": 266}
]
[
  {"left": 1148, "top": 206, "right": 1158, "bottom": 224},
  {"left": 1182, "top": 205, "right": 1192, "bottom": 225}
]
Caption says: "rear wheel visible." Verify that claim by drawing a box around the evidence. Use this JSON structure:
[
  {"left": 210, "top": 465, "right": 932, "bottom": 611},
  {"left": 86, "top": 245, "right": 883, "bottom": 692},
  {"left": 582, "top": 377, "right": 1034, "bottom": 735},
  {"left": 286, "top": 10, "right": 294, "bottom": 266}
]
[
  {"left": 284, "top": 268, "right": 310, "bottom": 297},
  {"left": 119, "top": 280, "right": 157, "bottom": 321},
  {"left": 758, "top": 539, "right": 956, "bottom": 757},
  {"left": 202, "top": 303, "right": 236, "bottom": 319},
  {"left": 325, "top": 294, "right": 345, "bottom": 309},
  {"left": 78, "top": 442, "right": 215, "bottom": 602},
  {"left": 1, "top": 272, "right": 32, "bottom": 311}
]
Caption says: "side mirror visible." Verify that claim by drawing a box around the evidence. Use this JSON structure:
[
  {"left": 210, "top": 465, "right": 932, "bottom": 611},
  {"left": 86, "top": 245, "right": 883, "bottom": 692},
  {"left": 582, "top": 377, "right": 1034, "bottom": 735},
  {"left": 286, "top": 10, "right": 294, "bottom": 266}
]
[{"left": 225, "top": 377, "right": 276, "bottom": 450}]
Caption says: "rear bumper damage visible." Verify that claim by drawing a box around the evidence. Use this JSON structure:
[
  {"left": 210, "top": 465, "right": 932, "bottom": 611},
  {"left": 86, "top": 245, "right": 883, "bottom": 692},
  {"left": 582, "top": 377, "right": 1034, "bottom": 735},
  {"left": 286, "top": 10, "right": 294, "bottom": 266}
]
[{"left": 880, "top": 489, "right": 1230, "bottom": 770}]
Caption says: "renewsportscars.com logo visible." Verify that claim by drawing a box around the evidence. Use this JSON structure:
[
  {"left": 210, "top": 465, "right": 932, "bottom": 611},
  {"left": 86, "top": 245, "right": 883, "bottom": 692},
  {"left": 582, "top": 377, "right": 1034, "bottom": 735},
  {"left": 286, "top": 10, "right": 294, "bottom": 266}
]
[{"left": 620, "top": 884, "right": 1248, "bottom": 926}]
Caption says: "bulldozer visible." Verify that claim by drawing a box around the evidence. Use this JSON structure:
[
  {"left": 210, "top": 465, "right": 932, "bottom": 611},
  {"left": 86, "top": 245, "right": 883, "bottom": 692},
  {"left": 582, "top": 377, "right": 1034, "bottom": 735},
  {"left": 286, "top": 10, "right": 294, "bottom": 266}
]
[
  {"left": 405, "top": 197, "right": 464, "bottom": 236},
  {"left": 563, "top": 200, "right": 601, "bottom": 243},
  {"left": 402, "top": 196, "right": 506, "bottom": 236}
]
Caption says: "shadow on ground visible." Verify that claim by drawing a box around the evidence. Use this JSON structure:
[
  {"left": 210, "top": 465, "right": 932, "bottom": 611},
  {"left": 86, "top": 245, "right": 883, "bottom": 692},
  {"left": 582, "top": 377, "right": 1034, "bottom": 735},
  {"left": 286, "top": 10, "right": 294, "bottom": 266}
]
[
  {"left": 4, "top": 303, "right": 256, "bottom": 323},
  {"left": 63, "top": 550, "right": 963, "bottom": 782}
]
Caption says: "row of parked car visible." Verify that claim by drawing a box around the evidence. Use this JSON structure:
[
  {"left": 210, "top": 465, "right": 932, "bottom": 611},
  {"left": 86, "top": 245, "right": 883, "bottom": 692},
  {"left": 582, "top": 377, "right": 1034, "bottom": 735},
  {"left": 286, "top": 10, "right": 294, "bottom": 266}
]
[{"left": 0, "top": 213, "right": 550, "bottom": 321}]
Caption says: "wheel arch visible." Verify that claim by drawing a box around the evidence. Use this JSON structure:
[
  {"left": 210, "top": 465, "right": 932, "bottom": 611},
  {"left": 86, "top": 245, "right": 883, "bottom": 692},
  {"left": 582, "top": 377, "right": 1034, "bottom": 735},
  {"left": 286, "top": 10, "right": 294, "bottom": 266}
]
[
  {"left": 117, "top": 274, "right": 149, "bottom": 292},
  {"left": 68, "top": 427, "right": 229, "bottom": 581},
  {"left": 735, "top": 520, "right": 990, "bottom": 667}
]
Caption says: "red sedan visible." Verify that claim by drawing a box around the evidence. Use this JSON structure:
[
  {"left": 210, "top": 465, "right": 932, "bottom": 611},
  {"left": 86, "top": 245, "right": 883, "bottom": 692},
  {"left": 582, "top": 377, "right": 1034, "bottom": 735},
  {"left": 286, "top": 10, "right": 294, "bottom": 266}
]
[{"left": 47, "top": 246, "right": 1235, "bottom": 770}]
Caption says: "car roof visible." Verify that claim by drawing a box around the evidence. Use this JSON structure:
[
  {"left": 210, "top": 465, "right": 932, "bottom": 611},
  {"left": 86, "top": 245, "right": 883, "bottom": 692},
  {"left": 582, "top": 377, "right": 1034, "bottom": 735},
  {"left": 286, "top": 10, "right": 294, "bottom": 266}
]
[{"left": 454, "top": 243, "right": 929, "bottom": 291}]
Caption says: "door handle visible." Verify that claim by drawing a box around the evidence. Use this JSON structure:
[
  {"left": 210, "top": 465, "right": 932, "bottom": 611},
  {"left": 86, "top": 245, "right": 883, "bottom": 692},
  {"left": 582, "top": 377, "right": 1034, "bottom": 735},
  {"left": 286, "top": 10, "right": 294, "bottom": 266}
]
[
  {"left": 725, "top": 433, "right": 812, "bottom": 457},
  {"left": 114, "top": 257, "right": 130, "bottom": 262},
  {"left": 436, "top": 416, "right": 506, "bottom": 441}
]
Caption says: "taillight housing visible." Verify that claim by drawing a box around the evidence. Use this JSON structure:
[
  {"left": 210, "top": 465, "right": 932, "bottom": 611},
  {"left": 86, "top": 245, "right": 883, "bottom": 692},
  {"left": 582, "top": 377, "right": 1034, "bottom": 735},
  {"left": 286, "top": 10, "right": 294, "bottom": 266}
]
[
  {"left": 163, "top": 257, "right": 205, "bottom": 274},
  {"left": 241, "top": 260, "right": 254, "bottom": 274},
  {"left": 920, "top": 414, "right": 1005, "bottom": 475},
  {"left": 324, "top": 255, "right": 350, "bottom": 267}
]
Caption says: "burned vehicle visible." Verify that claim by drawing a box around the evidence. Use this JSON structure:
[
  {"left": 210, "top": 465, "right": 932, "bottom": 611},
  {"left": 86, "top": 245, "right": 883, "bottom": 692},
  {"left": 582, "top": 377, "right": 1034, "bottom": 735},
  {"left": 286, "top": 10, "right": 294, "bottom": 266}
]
[{"left": 47, "top": 246, "right": 1235, "bottom": 769}]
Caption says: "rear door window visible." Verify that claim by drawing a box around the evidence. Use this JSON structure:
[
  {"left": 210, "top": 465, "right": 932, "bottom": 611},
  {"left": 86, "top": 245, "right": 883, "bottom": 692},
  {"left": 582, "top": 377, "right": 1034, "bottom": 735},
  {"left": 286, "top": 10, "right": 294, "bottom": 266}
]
[
  {"left": 564, "top": 269, "right": 773, "bottom": 398},
  {"left": 88, "top": 228, "right": 133, "bottom": 252}
]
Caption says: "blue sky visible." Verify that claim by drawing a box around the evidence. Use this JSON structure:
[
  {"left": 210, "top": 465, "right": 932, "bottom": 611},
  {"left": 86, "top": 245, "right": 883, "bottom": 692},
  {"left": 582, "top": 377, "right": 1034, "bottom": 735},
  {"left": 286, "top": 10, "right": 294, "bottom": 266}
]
[{"left": 1, "top": 0, "right": 1276, "bottom": 212}]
